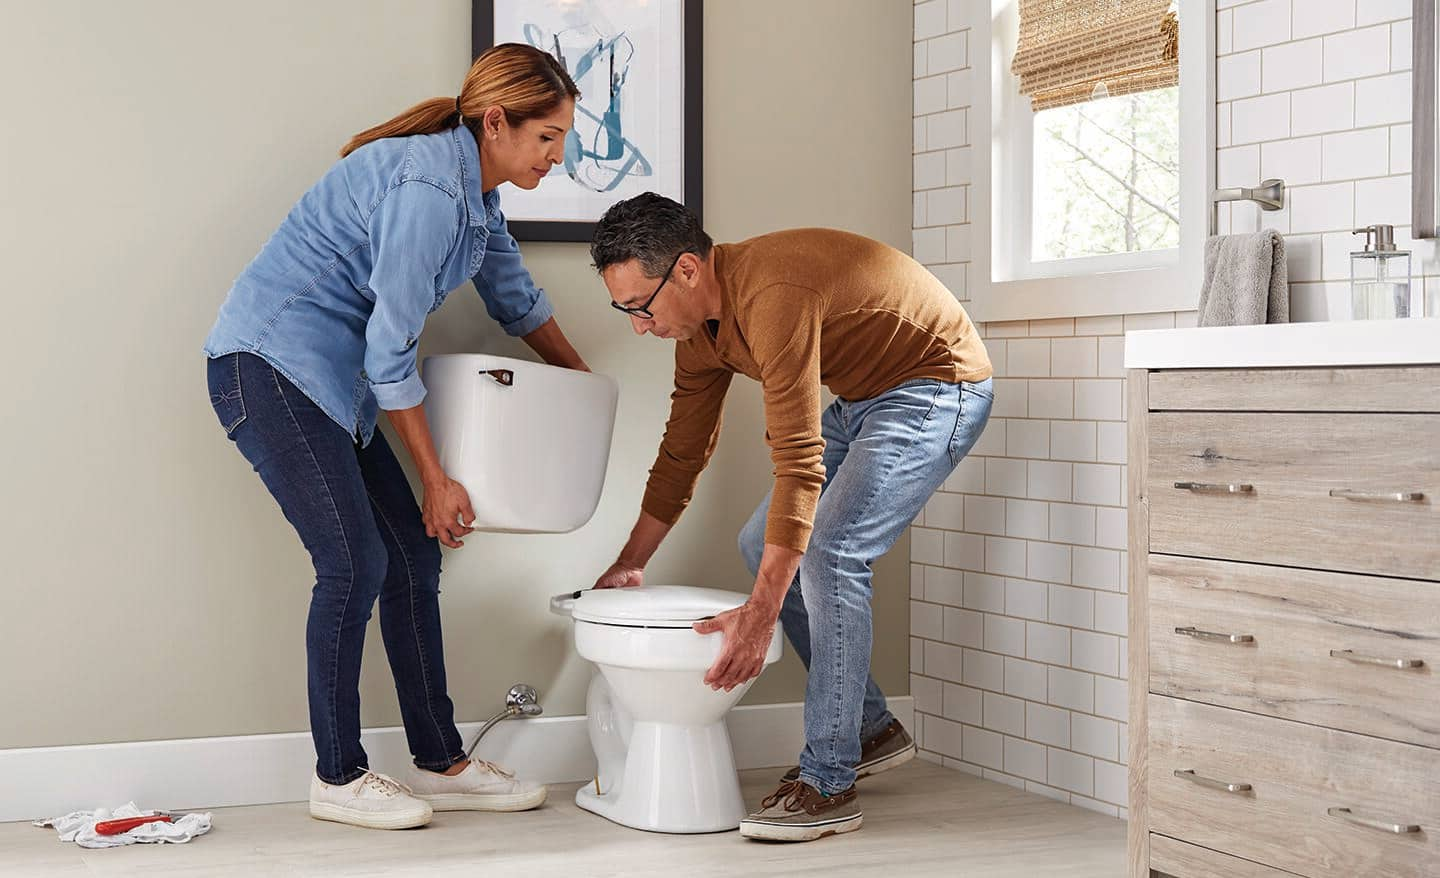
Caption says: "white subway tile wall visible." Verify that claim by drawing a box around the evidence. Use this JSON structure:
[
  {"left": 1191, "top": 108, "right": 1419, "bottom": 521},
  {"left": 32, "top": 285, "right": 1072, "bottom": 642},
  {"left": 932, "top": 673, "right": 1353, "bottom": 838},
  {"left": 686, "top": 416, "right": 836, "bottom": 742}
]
[
  {"left": 907, "top": 312, "right": 1151, "bottom": 816},
  {"left": 1211, "top": 1, "right": 1436, "bottom": 318},
  {"left": 911, "top": 0, "right": 1426, "bottom": 818}
]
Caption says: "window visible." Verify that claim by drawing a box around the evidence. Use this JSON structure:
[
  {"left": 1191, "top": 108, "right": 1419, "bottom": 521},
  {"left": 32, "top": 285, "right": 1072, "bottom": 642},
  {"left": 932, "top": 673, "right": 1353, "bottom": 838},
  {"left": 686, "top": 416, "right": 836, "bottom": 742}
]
[
  {"left": 967, "top": 0, "right": 1213, "bottom": 322},
  {"left": 1032, "top": 86, "right": 1179, "bottom": 262}
]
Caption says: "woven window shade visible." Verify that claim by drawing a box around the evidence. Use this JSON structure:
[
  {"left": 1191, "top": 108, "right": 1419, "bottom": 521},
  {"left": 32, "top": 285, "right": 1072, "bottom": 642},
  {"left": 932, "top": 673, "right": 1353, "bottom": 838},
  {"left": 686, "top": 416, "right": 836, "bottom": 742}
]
[{"left": 1011, "top": 0, "right": 1178, "bottom": 112}]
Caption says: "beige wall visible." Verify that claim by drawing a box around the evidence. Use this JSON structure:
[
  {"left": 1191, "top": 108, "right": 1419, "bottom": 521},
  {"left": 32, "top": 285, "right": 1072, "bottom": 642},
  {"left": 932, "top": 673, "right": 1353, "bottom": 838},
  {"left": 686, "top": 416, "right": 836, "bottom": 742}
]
[{"left": 0, "top": 0, "right": 912, "bottom": 748}]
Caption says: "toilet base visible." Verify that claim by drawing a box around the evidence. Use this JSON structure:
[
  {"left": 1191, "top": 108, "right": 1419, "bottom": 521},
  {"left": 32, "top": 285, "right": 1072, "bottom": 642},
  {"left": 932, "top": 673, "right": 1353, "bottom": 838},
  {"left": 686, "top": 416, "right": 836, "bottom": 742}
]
[{"left": 576, "top": 719, "right": 748, "bottom": 833}]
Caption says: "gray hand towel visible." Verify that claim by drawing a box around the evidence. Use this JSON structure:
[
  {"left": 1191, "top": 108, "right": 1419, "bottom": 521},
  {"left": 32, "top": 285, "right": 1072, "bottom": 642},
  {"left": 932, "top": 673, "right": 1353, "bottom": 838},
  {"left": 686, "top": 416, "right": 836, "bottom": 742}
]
[{"left": 1196, "top": 230, "right": 1289, "bottom": 327}]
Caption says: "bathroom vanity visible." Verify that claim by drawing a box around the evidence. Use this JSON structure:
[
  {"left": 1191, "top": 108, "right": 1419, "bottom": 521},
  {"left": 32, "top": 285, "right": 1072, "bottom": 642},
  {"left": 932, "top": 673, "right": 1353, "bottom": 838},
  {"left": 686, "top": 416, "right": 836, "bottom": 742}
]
[{"left": 1124, "top": 319, "right": 1440, "bottom": 878}]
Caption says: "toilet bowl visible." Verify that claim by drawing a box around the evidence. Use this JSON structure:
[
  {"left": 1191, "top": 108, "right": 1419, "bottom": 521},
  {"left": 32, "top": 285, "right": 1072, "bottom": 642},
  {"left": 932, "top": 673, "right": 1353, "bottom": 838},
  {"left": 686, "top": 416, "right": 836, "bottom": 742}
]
[
  {"left": 422, "top": 359, "right": 778, "bottom": 831},
  {"left": 550, "top": 586, "right": 784, "bottom": 833}
]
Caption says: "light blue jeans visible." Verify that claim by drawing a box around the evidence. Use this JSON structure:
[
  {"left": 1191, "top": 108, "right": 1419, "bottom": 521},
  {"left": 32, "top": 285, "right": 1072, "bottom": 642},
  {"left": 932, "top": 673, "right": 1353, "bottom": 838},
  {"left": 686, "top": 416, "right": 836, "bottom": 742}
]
[{"left": 739, "top": 377, "right": 993, "bottom": 795}]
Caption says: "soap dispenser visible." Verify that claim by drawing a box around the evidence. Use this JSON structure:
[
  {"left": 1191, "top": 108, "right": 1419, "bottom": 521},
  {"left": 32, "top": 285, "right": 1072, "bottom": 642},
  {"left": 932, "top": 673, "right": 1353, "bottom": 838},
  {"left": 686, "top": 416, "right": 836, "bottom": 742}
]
[{"left": 1349, "top": 224, "right": 1412, "bottom": 319}]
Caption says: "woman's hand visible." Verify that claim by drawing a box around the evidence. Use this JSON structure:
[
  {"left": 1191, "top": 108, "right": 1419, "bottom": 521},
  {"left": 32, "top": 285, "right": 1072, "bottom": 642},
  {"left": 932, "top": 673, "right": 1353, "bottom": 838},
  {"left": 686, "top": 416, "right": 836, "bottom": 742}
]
[
  {"left": 593, "top": 561, "right": 643, "bottom": 589},
  {"left": 422, "top": 475, "right": 476, "bottom": 548},
  {"left": 521, "top": 317, "right": 589, "bottom": 372}
]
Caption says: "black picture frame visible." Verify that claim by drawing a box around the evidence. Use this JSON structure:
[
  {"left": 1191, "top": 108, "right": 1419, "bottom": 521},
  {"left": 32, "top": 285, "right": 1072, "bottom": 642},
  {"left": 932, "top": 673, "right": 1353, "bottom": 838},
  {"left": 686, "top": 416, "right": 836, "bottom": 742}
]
[{"left": 471, "top": 0, "right": 704, "bottom": 243}]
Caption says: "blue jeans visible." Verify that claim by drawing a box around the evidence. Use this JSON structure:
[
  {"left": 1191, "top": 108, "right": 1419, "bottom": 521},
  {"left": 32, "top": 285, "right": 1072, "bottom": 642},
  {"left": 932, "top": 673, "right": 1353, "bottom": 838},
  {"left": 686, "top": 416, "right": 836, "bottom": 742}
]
[
  {"left": 206, "top": 352, "right": 466, "bottom": 784},
  {"left": 739, "top": 377, "right": 993, "bottom": 795}
]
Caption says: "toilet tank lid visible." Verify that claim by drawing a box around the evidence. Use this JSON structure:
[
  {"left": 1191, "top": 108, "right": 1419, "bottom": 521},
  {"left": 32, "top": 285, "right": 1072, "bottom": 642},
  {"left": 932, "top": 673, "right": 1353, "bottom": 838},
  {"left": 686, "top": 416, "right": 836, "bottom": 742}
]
[{"left": 565, "top": 586, "right": 747, "bottom": 627}]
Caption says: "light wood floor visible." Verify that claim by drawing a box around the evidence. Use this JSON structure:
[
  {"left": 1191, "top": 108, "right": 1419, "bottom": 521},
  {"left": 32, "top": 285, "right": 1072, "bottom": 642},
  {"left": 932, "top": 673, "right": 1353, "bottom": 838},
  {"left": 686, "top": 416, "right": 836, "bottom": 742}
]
[{"left": 3, "top": 762, "right": 1125, "bottom": 876}]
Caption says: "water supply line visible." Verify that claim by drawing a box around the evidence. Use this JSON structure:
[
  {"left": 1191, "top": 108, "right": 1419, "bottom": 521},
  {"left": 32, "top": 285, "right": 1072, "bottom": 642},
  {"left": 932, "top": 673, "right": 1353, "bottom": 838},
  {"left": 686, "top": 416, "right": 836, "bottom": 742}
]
[{"left": 464, "top": 683, "right": 543, "bottom": 759}]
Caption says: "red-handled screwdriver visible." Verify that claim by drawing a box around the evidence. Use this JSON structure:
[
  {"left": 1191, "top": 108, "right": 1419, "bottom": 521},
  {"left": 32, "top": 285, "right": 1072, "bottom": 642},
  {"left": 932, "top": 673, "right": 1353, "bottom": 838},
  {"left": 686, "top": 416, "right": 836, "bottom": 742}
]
[{"left": 94, "top": 813, "right": 174, "bottom": 835}]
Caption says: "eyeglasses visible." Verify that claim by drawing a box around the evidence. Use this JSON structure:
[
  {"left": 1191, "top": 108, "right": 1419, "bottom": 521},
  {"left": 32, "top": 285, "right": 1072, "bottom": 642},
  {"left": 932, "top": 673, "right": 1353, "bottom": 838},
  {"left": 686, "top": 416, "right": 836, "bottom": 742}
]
[{"left": 610, "top": 251, "right": 687, "bottom": 320}]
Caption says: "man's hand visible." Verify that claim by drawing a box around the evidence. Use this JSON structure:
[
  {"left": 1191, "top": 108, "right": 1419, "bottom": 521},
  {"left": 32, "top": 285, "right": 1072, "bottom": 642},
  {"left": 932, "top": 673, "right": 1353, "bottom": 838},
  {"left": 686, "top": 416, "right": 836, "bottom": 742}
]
[
  {"left": 693, "top": 600, "right": 779, "bottom": 691},
  {"left": 593, "top": 513, "right": 670, "bottom": 589},
  {"left": 593, "top": 561, "right": 644, "bottom": 589}
]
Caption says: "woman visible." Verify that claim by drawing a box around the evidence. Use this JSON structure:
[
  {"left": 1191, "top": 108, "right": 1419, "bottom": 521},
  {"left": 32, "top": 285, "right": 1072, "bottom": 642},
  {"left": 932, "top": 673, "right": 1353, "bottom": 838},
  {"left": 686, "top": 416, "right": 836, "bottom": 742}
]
[{"left": 203, "top": 44, "right": 586, "bottom": 830}]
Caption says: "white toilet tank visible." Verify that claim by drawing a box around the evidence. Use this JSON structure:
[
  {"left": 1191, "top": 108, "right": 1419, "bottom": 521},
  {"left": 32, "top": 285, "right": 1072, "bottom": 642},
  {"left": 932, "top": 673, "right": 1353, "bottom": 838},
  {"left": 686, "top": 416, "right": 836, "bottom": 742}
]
[{"left": 422, "top": 354, "right": 619, "bottom": 533}]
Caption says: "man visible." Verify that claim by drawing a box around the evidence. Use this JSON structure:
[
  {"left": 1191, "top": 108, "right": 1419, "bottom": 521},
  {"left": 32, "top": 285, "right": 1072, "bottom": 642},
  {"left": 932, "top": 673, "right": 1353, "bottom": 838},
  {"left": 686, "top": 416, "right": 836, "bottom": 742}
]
[{"left": 589, "top": 193, "right": 993, "bottom": 842}]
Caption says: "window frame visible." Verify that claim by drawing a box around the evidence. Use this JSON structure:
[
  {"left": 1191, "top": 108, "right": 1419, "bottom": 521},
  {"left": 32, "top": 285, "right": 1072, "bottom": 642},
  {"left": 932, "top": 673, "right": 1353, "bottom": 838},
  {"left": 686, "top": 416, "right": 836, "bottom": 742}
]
[{"left": 967, "top": 0, "right": 1215, "bottom": 322}]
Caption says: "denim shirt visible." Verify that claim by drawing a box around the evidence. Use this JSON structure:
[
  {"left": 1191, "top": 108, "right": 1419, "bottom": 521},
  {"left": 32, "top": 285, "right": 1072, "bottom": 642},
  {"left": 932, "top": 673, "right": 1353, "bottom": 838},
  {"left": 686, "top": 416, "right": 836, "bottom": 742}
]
[{"left": 203, "top": 125, "right": 553, "bottom": 445}]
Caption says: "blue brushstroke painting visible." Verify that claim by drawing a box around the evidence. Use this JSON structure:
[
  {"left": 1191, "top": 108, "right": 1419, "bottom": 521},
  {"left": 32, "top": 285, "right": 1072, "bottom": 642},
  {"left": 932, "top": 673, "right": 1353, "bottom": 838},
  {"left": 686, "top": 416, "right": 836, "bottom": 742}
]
[{"left": 522, "top": 21, "right": 653, "bottom": 193}]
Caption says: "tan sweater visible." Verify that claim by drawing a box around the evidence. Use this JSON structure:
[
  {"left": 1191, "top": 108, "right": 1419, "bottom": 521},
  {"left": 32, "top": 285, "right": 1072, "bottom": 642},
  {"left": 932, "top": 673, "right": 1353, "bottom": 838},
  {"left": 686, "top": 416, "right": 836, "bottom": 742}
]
[{"left": 641, "top": 228, "right": 992, "bottom": 553}]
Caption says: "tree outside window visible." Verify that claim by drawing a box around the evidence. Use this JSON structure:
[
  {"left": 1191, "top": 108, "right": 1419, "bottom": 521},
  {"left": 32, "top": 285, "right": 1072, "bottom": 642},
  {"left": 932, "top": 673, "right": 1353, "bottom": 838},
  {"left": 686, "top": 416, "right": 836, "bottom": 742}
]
[{"left": 1032, "top": 86, "right": 1179, "bottom": 262}]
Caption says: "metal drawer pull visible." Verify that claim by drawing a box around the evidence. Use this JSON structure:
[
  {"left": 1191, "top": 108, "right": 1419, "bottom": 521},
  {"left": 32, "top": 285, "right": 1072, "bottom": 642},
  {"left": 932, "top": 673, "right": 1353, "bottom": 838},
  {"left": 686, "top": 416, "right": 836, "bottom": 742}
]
[
  {"left": 1175, "top": 769, "right": 1251, "bottom": 794},
  {"left": 1327, "top": 807, "right": 1421, "bottom": 834},
  {"left": 1174, "top": 482, "right": 1254, "bottom": 494},
  {"left": 1175, "top": 626, "right": 1255, "bottom": 644},
  {"left": 1328, "top": 488, "right": 1425, "bottom": 503},
  {"left": 1329, "top": 649, "right": 1424, "bottom": 670}
]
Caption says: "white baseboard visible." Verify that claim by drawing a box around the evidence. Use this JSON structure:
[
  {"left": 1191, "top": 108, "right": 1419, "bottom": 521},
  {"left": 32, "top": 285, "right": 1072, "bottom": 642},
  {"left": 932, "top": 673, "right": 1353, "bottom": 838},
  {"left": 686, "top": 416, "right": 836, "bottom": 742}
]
[{"left": 0, "top": 698, "right": 912, "bottom": 823}]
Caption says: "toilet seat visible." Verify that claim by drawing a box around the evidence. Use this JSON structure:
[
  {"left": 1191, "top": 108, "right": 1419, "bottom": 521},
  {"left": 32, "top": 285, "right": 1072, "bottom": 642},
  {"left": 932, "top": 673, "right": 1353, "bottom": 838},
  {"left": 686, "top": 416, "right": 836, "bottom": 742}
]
[
  {"left": 552, "top": 585, "right": 748, "bottom": 629},
  {"left": 557, "top": 586, "right": 783, "bottom": 675}
]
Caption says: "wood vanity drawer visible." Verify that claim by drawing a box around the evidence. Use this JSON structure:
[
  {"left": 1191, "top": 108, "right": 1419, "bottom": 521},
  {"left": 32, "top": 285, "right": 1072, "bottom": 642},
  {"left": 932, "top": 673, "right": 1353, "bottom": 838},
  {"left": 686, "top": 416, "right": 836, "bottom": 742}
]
[
  {"left": 1147, "top": 367, "right": 1440, "bottom": 413},
  {"left": 1149, "top": 835, "right": 1305, "bottom": 877},
  {"left": 1146, "top": 412, "right": 1440, "bottom": 579},
  {"left": 1148, "top": 555, "right": 1440, "bottom": 748},
  {"left": 1147, "top": 695, "right": 1440, "bottom": 878}
]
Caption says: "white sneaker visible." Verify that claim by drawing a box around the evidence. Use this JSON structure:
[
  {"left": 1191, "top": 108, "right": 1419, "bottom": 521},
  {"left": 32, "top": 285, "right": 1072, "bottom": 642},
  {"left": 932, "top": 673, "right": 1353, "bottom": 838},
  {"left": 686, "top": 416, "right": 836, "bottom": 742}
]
[
  {"left": 402, "top": 759, "right": 548, "bottom": 812},
  {"left": 309, "top": 770, "right": 433, "bottom": 830}
]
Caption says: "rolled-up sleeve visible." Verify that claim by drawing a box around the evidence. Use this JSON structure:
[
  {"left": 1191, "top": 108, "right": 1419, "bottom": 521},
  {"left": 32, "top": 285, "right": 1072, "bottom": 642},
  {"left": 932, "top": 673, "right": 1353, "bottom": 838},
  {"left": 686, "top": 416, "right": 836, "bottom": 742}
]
[
  {"left": 473, "top": 208, "right": 554, "bottom": 336},
  {"left": 363, "top": 181, "right": 459, "bottom": 411}
]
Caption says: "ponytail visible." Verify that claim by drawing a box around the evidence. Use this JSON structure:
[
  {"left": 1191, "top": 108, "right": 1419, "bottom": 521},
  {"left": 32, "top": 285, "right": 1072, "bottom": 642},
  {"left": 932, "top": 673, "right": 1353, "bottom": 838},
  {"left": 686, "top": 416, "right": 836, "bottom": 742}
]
[{"left": 340, "top": 43, "right": 579, "bottom": 158}]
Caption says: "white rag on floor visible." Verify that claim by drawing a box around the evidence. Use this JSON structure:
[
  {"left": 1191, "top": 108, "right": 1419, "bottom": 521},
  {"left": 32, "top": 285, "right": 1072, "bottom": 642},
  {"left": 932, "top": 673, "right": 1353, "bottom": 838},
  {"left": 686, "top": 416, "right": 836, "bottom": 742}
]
[{"left": 33, "top": 802, "right": 212, "bottom": 849}]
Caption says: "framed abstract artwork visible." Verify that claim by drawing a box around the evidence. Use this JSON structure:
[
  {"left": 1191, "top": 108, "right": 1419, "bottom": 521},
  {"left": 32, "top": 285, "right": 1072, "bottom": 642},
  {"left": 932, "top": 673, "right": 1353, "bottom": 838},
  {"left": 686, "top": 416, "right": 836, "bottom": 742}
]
[{"left": 472, "top": 0, "right": 703, "bottom": 242}]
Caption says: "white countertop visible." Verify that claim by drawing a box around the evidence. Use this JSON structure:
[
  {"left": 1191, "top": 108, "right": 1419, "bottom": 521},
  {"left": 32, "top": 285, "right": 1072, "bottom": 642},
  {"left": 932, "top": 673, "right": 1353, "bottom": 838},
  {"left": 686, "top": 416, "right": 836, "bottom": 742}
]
[{"left": 1124, "top": 317, "right": 1440, "bottom": 370}]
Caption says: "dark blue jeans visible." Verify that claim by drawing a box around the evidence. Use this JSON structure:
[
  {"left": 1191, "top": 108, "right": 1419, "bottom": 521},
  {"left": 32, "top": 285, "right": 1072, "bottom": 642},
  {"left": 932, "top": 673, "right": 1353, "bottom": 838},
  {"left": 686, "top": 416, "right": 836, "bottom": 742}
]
[{"left": 206, "top": 352, "right": 465, "bottom": 784}]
